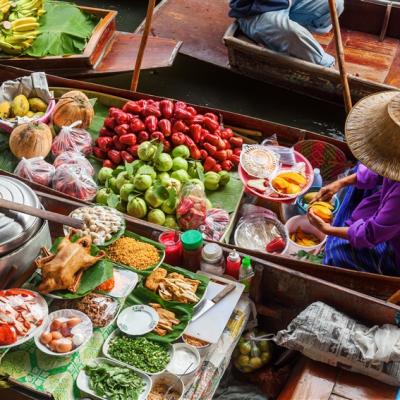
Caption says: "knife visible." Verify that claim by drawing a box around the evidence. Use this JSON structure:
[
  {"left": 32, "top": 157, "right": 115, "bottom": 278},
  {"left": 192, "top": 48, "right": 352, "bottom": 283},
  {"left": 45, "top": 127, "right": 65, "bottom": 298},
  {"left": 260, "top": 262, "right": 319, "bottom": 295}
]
[{"left": 191, "top": 283, "right": 236, "bottom": 322}]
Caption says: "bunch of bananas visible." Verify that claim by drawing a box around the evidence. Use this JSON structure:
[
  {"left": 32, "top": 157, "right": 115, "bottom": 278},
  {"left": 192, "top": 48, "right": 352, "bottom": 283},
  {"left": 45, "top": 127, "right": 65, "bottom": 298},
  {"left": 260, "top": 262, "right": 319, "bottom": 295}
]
[{"left": 0, "top": 0, "right": 45, "bottom": 55}]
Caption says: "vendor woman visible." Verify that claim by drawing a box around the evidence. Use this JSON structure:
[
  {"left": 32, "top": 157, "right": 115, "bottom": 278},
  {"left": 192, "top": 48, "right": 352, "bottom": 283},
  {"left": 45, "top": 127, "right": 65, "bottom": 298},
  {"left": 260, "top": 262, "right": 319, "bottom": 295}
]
[{"left": 307, "top": 91, "right": 400, "bottom": 276}]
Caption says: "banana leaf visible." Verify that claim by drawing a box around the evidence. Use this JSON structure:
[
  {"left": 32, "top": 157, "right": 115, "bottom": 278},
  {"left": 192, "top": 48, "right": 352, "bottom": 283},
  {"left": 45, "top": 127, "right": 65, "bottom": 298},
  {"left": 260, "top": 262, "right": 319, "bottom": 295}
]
[
  {"left": 25, "top": 1, "right": 98, "bottom": 57},
  {"left": 206, "top": 176, "right": 244, "bottom": 213},
  {"left": 125, "top": 285, "right": 193, "bottom": 343},
  {"left": 135, "top": 264, "right": 209, "bottom": 309}
]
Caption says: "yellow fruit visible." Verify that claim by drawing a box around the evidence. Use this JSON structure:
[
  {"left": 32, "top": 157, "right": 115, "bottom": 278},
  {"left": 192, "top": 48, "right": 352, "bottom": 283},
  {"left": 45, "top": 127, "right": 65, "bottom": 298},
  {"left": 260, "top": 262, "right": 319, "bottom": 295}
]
[
  {"left": 272, "top": 176, "right": 289, "bottom": 191},
  {"left": 26, "top": 111, "right": 34, "bottom": 118},
  {"left": 33, "top": 111, "right": 45, "bottom": 118},
  {"left": 0, "top": 101, "right": 10, "bottom": 118},
  {"left": 303, "top": 192, "right": 318, "bottom": 203},
  {"left": 290, "top": 227, "right": 321, "bottom": 246},
  {"left": 312, "top": 201, "right": 334, "bottom": 210},
  {"left": 286, "top": 183, "right": 301, "bottom": 195},
  {"left": 311, "top": 204, "right": 332, "bottom": 222},
  {"left": 277, "top": 171, "right": 306, "bottom": 186},
  {"left": 28, "top": 97, "right": 47, "bottom": 112},
  {"left": 11, "top": 94, "right": 29, "bottom": 117}
]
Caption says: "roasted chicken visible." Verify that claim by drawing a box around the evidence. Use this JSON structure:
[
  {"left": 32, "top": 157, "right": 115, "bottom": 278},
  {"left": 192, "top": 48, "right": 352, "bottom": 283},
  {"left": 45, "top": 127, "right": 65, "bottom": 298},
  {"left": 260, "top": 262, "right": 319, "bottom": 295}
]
[{"left": 36, "top": 234, "right": 104, "bottom": 293}]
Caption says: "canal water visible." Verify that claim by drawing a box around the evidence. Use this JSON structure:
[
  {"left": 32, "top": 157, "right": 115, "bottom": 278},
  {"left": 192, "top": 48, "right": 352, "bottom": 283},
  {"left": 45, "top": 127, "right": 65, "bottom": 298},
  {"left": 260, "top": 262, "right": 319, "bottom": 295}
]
[{"left": 77, "top": 0, "right": 346, "bottom": 139}]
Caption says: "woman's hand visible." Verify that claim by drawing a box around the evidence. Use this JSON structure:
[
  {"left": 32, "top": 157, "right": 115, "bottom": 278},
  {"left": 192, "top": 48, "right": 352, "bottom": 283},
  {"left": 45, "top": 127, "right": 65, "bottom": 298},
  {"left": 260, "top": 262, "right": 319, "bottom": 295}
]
[
  {"left": 307, "top": 209, "right": 331, "bottom": 234},
  {"left": 310, "top": 181, "right": 342, "bottom": 204}
]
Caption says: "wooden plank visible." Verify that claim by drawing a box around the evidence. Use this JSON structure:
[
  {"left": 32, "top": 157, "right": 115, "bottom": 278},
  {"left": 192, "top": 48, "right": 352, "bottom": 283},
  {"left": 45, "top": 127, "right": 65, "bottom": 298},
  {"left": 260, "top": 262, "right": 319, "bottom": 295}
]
[
  {"left": 333, "top": 369, "right": 397, "bottom": 400},
  {"left": 136, "top": 0, "right": 232, "bottom": 68},
  {"left": 386, "top": 44, "right": 400, "bottom": 87},
  {"left": 329, "top": 395, "right": 350, "bottom": 400}
]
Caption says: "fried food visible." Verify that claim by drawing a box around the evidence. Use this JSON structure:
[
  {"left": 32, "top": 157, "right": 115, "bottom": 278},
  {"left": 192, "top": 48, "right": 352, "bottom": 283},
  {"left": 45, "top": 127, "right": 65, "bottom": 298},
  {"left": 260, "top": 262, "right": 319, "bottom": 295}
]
[
  {"left": 36, "top": 234, "right": 104, "bottom": 293},
  {"left": 183, "top": 334, "right": 209, "bottom": 347},
  {"left": 145, "top": 269, "right": 201, "bottom": 304},
  {"left": 149, "top": 303, "right": 180, "bottom": 336},
  {"left": 146, "top": 268, "right": 168, "bottom": 292}
]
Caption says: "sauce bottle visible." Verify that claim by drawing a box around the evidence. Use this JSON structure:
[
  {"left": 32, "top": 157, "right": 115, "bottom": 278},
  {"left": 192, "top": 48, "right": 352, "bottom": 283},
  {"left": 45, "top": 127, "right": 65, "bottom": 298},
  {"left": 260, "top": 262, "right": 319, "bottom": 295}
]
[
  {"left": 239, "top": 256, "right": 253, "bottom": 293},
  {"left": 226, "top": 249, "right": 241, "bottom": 280},
  {"left": 181, "top": 230, "right": 203, "bottom": 272}
]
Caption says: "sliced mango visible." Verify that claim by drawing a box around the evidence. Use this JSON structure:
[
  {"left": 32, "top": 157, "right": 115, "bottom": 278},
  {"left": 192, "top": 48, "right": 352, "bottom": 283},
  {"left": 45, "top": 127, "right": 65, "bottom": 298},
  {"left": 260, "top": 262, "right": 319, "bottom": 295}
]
[
  {"left": 286, "top": 183, "right": 301, "bottom": 195},
  {"left": 272, "top": 176, "right": 290, "bottom": 190},
  {"left": 303, "top": 192, "right": 318, "bottom": 204},
  {"left": 277, "top": 171, "right": 306, "bottom": 186}
]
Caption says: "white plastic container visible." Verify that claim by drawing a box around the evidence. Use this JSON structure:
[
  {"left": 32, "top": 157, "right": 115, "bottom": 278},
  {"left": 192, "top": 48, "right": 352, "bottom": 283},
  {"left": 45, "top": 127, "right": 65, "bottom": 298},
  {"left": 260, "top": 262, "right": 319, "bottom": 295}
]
[{"left": 284, "top": 215, "right": 327, "bottom": 256}]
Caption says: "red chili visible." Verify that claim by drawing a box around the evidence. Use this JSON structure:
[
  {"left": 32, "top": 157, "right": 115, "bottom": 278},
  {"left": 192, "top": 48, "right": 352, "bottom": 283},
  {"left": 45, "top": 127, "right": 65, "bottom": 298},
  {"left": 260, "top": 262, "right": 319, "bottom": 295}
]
[
  {"left": 212, "top": 163, "right": 222, "bottom": 173},
  {"left": 204, "top": 133, "right": 220, "bottom": 146},
  {"left": 160, "top": 99, "right": 174, "bottom": 118},
  {"left": 151, "top": 131, "right": 165, "bottom": 141},
  {"left": 108, "top": 150, "right": 122, "bottom": 165},
  {"left": 226, "top": 149, "right": 233, "bottom": 159},
  {"left": 158, "top": 119, "right": 172, "bottom": 136},
  {"left": 96, "top": 137, "right": 113, "bottom": 151},
  {"left": 171, "top": 132, "right": 186, "bottom": 146},
  {"left": 204, "top": 112, "right": 218, "bottom": 122},
  {"left": 173, "top": 120, "right": 188, "bottom": 133},
  {"left": 216, "top": 137, "right": 226, "bottom": 150},
  {"left": 266, "top": 237, "right": 286, "bottom": 253},
  {"left": 229, "top": 136, "right": 244, "bottom": 148},
  {"left": 203, "top": 116, "right": 219, "bottom": 132},
  {"left": 130, "top": 118, "right": 145, "bottom": 133},
  {"left": 221, "top": 160, "right": 233, "bottom": 171},
  {"left": 119, "top": 134, "right": 137, "bottom": 146},
  {"left": 184, "top": 136, "right": 195, "bottom": 147},
  {"left": 203, "top": 142, "right": 217, "bottom": 156},
  {"left": 0, "top": 325, "right": 17, "bottom": 345},
  {"left": 123, "top": 101, "right": 142, "bottom": 114},
  {"left": 142, "top": 104, "right": 161, "bottom": 118},
  {"left": 190, "top": 124, "right": 202, "bottom": 143},
  {"left": 145, "top": 115, "right": 158, "bottom": 132},
  {"left": 121, "top": 150, "right": 134, "bottom": 163},
  {"left": 127, "top": 144, "right": 139, "bottom": 157},
  {"left": 190, "top": 145, "right": 201, "bottom": 160},
  {"left": 103, "top": 117, "right": 116, "bottom": 130},
  {"left": 221, "top": 128, "right": 234, "bottom": 140},
  {"left": 93, "top": 146, "right": 107, "bottom": 159},
  {"left": 215, "top": 150, "right": 228, "bottom": 162},
  {"left": 230, "top": 154, "right": 240, "bottom": 165},
  {"left": 204, "top": 156, "right": 217, "bottom": 172},
  {"left": 103, "top": 159, "right": 115, "bottom": 168},
  {"left": 114, "top": 124, "right": 129, "bottom": 136},
  {"left": 99, "top": 127, "right": 114, "bottom": 137},
  {"left": 137, "top": 131, "right": 150, "bottom": 143},
  {"left": 223, "top": 139, "right": 231, "bottom": 149}
]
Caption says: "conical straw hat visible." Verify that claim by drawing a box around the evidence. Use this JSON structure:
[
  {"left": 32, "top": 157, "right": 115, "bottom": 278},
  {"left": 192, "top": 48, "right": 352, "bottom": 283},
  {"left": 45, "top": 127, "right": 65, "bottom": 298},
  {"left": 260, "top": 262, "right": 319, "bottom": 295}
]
[{"left": 345, "top": 91, "right": 400, "bottom": 181}]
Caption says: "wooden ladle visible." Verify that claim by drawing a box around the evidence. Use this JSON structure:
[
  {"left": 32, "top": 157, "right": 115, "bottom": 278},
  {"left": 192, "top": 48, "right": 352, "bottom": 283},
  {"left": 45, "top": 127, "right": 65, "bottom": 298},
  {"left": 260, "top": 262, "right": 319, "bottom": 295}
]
[{"left": 0, "top": 198, "right": 85, "bottom": 230}]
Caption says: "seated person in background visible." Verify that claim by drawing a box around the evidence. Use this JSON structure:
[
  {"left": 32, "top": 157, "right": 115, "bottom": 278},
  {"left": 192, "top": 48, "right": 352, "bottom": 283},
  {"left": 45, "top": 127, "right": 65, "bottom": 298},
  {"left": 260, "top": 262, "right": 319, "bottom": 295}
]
[{"left": 229, "top": 0, "right": 344, "bottom": 67}]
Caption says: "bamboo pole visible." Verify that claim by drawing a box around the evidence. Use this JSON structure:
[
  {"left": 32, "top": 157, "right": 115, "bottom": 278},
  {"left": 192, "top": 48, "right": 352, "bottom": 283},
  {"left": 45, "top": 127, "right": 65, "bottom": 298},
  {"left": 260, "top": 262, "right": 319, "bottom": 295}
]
[
  {"left": 328, "top": 0, "right": 352, "bottom": 113},
  {"left": 130, "top": 0, "right": 156, "bottom": 92}
]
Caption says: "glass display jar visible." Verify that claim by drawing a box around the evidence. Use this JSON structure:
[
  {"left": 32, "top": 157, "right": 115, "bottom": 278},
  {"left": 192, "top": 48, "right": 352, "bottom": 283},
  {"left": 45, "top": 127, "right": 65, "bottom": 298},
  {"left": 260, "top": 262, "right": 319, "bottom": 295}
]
[{"left": 200, "top": 243, "right": 225, "bottom": 276}]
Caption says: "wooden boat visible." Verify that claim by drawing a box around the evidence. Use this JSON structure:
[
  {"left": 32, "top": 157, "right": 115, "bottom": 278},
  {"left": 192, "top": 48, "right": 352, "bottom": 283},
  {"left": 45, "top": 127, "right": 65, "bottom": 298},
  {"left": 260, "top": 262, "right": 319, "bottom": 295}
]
[
  {"left": 5, "top": 180, "right": 400, "bottom": 400},
  {"left": 0, "top": 5, "right": 181, "bottom": 78},
  {"left": 138, "top": 0, "right": 400, "bottom": 104},
  {"left": 0, "top": 64, "right": 399, "bottom": 302}
]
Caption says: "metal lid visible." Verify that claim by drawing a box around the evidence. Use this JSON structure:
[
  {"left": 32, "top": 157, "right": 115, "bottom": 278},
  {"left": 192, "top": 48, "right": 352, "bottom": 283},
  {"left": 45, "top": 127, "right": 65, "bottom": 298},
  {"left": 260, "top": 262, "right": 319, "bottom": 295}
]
[{"left": 0, "top": 176, "right": 42, "bottom": 256}]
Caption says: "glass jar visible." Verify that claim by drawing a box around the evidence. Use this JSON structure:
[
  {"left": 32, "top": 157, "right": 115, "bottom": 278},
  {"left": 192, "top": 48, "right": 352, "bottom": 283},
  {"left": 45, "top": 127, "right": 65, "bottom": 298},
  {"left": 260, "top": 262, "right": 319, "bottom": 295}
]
[
  {"left": 181, "top": 230, "right": 203, "bottom": 272},
  {"left": 200, "top": 243, "right": 225, "bottom": 276},
  {"left": 159, "top": 231, "right": 183, "bottom": 266}
]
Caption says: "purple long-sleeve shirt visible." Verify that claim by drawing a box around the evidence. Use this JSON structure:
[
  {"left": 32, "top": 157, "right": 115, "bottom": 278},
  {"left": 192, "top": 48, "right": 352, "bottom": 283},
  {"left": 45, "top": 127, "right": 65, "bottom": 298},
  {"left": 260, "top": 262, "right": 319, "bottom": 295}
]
[{"left": 345, "top": 164, "right": 400, "bottom": 266}]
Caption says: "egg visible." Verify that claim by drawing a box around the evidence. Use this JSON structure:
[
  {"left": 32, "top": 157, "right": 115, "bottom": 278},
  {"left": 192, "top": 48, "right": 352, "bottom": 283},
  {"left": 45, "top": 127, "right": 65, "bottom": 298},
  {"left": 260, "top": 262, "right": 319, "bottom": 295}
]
[
  {"left": 67, "top": 317, "right": 81, "bottom": 328},
  {"left": 48, "top": 339, "right": 59, "bottom": 351},
  {"left": 40, "top": 331, "right": 52, "bottom": 345},
  {"left": 55, "top": 338, "right": 73, "bottom": 353},
  {"left": 51, "top": 331, "right": 63, "bottom": 340}
]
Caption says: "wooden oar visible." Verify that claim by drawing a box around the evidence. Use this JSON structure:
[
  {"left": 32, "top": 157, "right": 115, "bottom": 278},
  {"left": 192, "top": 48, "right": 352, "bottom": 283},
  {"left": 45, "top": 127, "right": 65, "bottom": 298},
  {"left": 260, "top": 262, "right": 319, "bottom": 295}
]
[
  {"left": 130, "top": 0, "right": 156, "bottom": 91},
  {"left": 328, "top": 0, "right": 352, "bottom": 113}
]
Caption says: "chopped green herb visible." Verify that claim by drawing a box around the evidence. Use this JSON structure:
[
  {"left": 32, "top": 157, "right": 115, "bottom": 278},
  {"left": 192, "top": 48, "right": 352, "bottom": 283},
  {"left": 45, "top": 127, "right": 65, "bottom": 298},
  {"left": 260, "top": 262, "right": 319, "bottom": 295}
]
[
  {"left": 85, "top": 362, "right": 145, "bottom": 400},
  {"left": 108, "top": 336, "right": 170, "bottom": 373}
]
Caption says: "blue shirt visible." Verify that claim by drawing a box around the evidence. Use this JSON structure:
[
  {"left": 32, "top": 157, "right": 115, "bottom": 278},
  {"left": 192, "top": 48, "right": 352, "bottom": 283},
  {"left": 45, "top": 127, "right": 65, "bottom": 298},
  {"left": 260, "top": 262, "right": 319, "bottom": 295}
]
[{"left": 229, "top": 0, "right": 290, "bottom": 18}]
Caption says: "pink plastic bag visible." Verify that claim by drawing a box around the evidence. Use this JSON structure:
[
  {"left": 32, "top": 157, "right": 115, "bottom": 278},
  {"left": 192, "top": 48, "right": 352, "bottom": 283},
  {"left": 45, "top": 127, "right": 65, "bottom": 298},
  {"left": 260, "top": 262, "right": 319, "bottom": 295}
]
[
  {"left": 199, "top": 208, "right": 230, "bottom": 241},
  {"left": 53, "top": 151, "right": 94, "bottom": 176},
  {"left": 14, "top": 157, "right": 55, "bottom": 187},
  {"left": 52, "top": 164, "right": 97, "bottom": 201},
  {"left": 51, "top": 121, "right": 93, "bottom": 156}
]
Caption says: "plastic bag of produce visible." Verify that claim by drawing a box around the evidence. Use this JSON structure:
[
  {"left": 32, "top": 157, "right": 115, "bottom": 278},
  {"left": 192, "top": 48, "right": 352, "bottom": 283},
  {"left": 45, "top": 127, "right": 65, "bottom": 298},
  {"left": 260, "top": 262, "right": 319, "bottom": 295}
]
[
  {"left": 53, "top": 151, "right": 94, "bottom": 176},
  {"left": 199, "top": 208, "right": 230, "bottom": 241},
  {"left": 14, "top": 157, "right": 55, "bottom": 187},
  {"left": 52, "top": 164, "right": 97, "bottom": 201},
  {"left": 233, "top": 329, "right": 273, "bottom": 373},
  {"left": 176, "top": 182, "right": 207, "bottom": 230},
  {"left": 51, "top": 121, "right": 93, "bottom": 156}
]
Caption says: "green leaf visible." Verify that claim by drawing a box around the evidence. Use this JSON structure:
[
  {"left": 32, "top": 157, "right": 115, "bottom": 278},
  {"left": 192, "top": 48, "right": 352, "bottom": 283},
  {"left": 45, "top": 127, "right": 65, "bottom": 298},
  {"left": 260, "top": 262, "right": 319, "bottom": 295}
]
[
  {"left": 112, "top": 166, "right": 125, "bottom": 177},
  {"left": 125, "top": 162, "right": 134, "bottom": 176},
  {"left": 107, "top": 193, "right": 120, "bottom": 209},
  {"left": 154, "top": 141, "right": 164, "bottom": 161},
  {"left": 196, "top": 161, "right": 205, "bottom": 181},
  {"left": 24, "top": 1, "right": 98, "bottom": 57},
  {"left": 166, "top": 188, "right": 177, "bottom": 208},
  {"left": 153, "top": 184, "right": 169, "bottom": 201},
  {"left": 206, "top": 176, "right": 244, "bottom": 212}
]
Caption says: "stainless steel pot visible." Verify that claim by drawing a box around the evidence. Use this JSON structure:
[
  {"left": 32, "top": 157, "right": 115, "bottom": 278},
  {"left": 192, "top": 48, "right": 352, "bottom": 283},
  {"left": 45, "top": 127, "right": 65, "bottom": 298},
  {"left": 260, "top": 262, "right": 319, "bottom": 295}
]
[{"left": 0, "top": 176, "right": 51, "bottom": 286}]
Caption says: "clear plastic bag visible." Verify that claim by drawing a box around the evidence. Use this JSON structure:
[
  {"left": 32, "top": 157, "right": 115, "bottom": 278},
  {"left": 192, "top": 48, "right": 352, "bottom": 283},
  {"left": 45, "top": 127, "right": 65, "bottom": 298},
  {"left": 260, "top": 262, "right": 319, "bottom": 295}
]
[
  {"left": 199, "top": 208, "right": 230, "bottom": 241},
  {"left": 233, "top": 329, "right": 273, "bottom": 373},
  {"left": 51, "top": 120, "right": 93, "bottom": 156},
  {"left": 14, "top": 157, "right": 55, "bottom": 187},
  {"left": 53, "top": 151, "right": 94, "bottom": 176},
  {"left": 52, "top": 164, "right": 97, "bottom": 201},
  {"left": 176, "top": 182, "right": 207, "bottom": 230}
]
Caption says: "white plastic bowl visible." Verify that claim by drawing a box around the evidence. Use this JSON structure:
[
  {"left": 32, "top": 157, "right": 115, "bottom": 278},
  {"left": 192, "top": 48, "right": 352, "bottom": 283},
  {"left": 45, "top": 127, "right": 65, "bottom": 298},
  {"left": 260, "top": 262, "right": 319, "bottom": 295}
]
[{"left": 284, "top": 215, "right": 327, "bottom": 256}]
